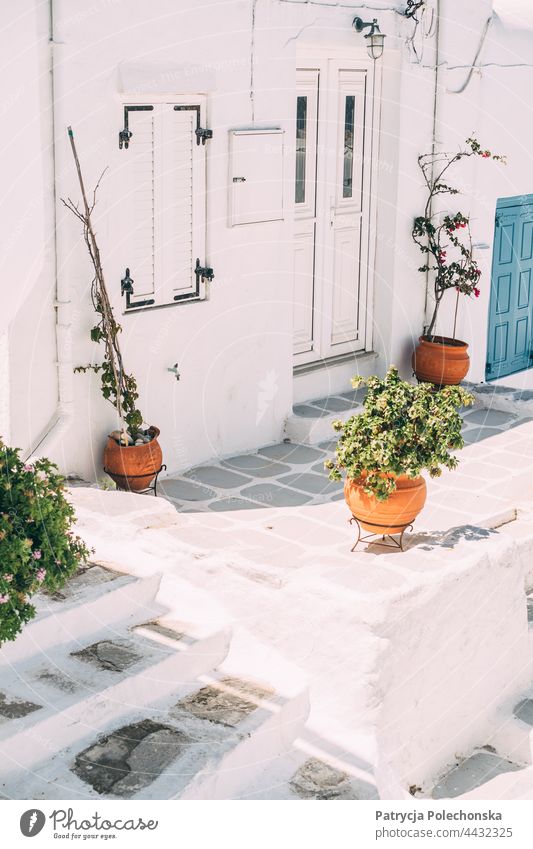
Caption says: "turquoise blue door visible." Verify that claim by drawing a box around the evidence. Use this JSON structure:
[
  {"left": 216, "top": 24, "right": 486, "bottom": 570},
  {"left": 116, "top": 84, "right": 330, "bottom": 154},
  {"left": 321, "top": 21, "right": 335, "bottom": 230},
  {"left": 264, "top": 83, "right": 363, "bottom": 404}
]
[{"left": 486, "top": 196, "right": 533, "bottom": 380}]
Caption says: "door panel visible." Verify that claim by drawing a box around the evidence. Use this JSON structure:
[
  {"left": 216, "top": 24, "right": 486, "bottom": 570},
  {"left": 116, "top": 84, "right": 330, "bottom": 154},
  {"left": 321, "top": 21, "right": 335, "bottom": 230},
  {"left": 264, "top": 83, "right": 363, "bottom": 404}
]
[
  {"left": 486, "top": 201, "right": 533, "bottom": 379},
  {"left": 292, "top": 61, "right": 372, "bottom": 365},
  {"left": 292, "top": 221, "right": 316, "bottom": 354}
]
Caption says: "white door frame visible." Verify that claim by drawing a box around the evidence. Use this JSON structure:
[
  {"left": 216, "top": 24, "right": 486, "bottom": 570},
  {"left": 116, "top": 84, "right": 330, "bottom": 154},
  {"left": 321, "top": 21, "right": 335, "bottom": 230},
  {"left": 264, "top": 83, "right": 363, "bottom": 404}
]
[{"left": 292, "top": 46, "right": 382, "bottom": 368}]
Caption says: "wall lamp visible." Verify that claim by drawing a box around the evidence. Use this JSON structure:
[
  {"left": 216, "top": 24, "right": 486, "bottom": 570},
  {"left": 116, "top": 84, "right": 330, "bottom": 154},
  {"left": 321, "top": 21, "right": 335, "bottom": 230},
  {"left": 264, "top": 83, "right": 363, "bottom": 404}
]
[{"left": 352, "top": 17, "right": 386, "bottom": 60}]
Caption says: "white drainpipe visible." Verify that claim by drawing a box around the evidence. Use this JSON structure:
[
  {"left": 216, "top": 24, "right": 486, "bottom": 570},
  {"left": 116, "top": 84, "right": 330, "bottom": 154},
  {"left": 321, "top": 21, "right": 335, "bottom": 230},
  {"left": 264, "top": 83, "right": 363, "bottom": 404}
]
[{"left": 26, "top": 0, "right": 74, "bottom": 463}]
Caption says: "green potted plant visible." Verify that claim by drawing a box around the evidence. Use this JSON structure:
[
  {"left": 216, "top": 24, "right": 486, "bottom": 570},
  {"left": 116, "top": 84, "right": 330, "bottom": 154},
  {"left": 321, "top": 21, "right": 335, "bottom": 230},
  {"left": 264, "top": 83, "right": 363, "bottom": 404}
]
[
  {"left": 63, "top": 127, "right": 163, "bottom": 492},
  {"left": 0, "top": 440, "right": 90, "bottom": 644},
  {"left": 326, "top": 367, "right": 474, "bottom": 546},
  {"left": 411, "top": 137, "right": 505, "bottom": 385}
]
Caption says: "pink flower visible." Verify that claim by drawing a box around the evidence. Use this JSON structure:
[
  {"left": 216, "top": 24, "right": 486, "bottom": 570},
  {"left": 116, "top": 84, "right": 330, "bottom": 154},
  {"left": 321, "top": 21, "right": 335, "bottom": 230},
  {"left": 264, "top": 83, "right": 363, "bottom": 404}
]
[
  {"left": 55, "top": 559, "right": 61, "bottom": 566},
  {"left": 31, "top": 550, "right": 42, "bottom": 560},
  {"left": 0, "top": 594, "right": 9, "bottom": 604},
  {"left": 4, "top": 574, "right": 13, "bottom": 583},
  {"left": 36, "top": 568, "right": 46, "bottom": 583},
  {"left": 474, "top": 288, "right": 480, "bottom": 298},
  {"left": 482, "top": 151, "right": 491, "bottom": 158},
  {"left": 23, "top": 463, "right": 34, "bottom": 472}
]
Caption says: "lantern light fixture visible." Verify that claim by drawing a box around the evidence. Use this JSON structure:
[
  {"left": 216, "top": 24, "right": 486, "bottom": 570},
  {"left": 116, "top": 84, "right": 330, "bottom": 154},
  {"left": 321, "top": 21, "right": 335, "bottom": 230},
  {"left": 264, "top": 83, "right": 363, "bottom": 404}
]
[{"left": 352, "top": 17, "right": 386, "bottom": 60}]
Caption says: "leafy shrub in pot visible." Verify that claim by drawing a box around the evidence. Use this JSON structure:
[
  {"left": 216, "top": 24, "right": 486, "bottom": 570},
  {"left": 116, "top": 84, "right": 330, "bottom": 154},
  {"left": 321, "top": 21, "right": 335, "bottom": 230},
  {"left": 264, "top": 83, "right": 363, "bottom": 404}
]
[{"left": 326, "top": 367, "right": 474, "bottom": 533}]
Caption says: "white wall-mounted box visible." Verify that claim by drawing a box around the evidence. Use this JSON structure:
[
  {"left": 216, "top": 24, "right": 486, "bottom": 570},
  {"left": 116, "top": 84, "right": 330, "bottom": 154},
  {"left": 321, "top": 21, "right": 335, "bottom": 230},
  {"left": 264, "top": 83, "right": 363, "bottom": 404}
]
[{"left": 228, "top": 128, "right": 284, "bottom": 226}]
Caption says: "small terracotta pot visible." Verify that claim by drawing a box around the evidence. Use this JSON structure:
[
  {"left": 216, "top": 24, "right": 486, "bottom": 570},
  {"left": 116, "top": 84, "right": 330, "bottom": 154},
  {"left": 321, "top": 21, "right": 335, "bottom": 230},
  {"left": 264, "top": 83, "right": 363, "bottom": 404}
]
[
  {"left": 103, "top": 425, "right": 163, "bottom": 492},
  {"left": 412, "top": 335, "right": 470, "bottom": 386},
  {"left": 344, "top": 474, "right": 427, "bottom": 535}
]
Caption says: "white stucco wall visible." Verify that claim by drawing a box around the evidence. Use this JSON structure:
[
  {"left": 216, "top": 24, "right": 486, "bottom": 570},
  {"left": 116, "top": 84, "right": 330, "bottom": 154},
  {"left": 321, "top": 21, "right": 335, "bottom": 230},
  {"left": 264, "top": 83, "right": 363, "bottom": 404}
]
[{"left": 6, "top": 0, "right": 533, "bottom": 475}]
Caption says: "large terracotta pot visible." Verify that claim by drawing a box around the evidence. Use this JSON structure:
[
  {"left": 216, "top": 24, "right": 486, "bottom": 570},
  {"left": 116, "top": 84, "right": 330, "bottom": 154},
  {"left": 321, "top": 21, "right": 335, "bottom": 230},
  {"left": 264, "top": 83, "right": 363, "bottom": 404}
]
[
  {"left": 103, "top": 426, "right": 163, "bottom": 492},
  {"left": 344, "top": 474, "right": 427, "bottom": 535},
  {"left": 412, "top": 335, "right": 470, "bottom": 386}
]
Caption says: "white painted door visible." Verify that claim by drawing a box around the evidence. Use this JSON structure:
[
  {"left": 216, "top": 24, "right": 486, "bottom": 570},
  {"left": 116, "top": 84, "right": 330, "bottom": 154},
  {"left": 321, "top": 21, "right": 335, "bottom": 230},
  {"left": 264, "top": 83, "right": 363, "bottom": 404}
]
[{"left": 292, "top": 60, "right": 375, "bottom": 365}]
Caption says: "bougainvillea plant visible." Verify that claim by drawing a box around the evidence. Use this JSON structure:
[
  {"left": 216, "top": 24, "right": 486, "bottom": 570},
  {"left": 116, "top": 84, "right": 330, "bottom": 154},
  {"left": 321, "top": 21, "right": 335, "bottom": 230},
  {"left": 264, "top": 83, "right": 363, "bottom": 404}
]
[
  {"left": 63, "top": 127, "right": 144, "bottom": 442},
  {"left": 0, "top": 441, "right": 90, "bottom": 645},
  {"left": 413, "top": 137, "right": 505, "bottom": 339},
  {"left": 326, "top": 367, "right": 474, "bottom": 501}
]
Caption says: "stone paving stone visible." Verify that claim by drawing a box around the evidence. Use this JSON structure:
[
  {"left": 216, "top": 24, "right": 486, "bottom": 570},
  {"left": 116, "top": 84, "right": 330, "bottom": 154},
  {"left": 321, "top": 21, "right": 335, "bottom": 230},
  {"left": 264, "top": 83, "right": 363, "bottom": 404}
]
[
  {"left": 463, "top": 426, "right": 504, "bottom": 445},
  {"left": 176, "top": 678, "right": 273, "bottom": 727},
  {"left": 71, "top": 639, "right": 144, "bottom": 673},
  {"left": 317, "top": 439, "right": 337, "bottom": 452},
  {"left": 221, "top": 455, "right": 291, "bottom": 477},
  {"left": 73, "top": 719, "right": 189, "bottom": 796},
  {"left": 467, "top": 382, "right": 514, "bottom": 396},
  {"left": 311, "top": 460, "right": 330, "bottom": 475},
  {"left": 290, "top": 758, "right": 377, "bottom": 800},
  {"left": 514, "top": 390, "right": 533, "bottom": 401},
  {"left": 135, "top": 621, "right": 185, "bottom": 643},
  {"left": 239, "top": 483, "right": 313, "bottom": 507},
  {"left": 431, "top": 751, "right": 521, "bottom": 799},
  {"left": 257, "top": 443, "right": 324, "bottom": 464},
  {"left": 463, "top": 409, "right": 517, "bottom": 427},
  {"left": 509, "top": 417, "right": 533, "bottom": 428},
  {"left": 514, "top": 698, "right": 533, "bottom": 725},
  {"left": 42, "top": 564, "right": 123, "bottom": 601},
  {"left": 209, "top": 497, "right": 264, "bottom": 512},
  {"left": 184, "top": 466, "right": 250, "bottom": 489},
  {"left": 158, "top": 479, "right": 217, "bottom": 502},
  {"left": 308, "top": 396, "right": 354, "bottom": 413},
  {"left": 0, "top": 692, "right": 42, "bottom": 720},
  {"left": 37, "top": 670, "right": 81, "bottom": 693},
  {"left": 337, "top": 388, "right": 367, "bottom": 404},
  {"left": 292, "top": 404, "right": 330, "bottom": 418},
  {"left": 278, "top": 472, "right": 342, "bottom": 496}
]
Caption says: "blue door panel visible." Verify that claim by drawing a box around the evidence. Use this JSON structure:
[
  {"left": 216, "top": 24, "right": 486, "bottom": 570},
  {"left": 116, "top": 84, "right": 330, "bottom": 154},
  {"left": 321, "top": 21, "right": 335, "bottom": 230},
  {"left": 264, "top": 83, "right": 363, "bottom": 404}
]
[{"left": 486, "top": 197, "right": 533, "bottom": 380}]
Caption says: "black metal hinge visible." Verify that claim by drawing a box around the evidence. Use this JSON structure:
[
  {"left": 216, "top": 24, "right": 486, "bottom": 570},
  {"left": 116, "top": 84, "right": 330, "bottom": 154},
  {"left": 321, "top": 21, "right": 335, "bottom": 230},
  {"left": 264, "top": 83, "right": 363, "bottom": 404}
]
[
  {"left": 119, "top": 105, "right": 154, "bottom": 149},
  {"left": 485, "top": 362, "right": 492, "bottom": 374},
  {"left": 121, "top": 267, "right": 155, "bottom": 309},
  {"left": 173, "top": 105, "right": 212, "bottom": 145},
  {"left": 194, "top": 258, "right": 214, "bottom": 284},
  {"left": 195, "top": 127, "right": 213, "bottom": 146}
]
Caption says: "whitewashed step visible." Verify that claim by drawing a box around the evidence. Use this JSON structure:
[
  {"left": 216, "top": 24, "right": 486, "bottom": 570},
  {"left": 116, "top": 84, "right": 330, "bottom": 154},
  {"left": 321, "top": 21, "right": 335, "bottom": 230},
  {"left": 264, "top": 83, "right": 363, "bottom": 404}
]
[
  {"left": 2, "top": 673, "right": 308, "bottom": 800},
  {"left": 284, "top": 397, "right": 363, "bottom": 446},
  {"left": 0, "top": 621, "right": 231, "bottom": 793},
  {"left": 0, "top": 566, "right": 162, "bottom": 666}
]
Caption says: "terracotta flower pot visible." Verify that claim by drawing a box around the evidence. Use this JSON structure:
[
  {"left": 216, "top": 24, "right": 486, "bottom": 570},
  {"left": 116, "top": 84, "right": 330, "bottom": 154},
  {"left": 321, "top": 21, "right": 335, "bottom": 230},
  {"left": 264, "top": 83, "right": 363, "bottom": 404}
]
[
  {"left": 103, "top": 425, "right": 163, "bottom": 492},
  {"left": 412, "top": 335, "right": 470, "bottom": 386},
  {"left": 344, "top": 474, "right": 427, "bottom": 535}
]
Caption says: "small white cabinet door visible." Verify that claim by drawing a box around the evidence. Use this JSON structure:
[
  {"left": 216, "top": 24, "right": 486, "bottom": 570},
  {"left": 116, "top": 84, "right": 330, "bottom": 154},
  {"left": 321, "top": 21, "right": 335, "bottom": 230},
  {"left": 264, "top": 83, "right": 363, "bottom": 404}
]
[{"left": 229, "top": 129, "right": 284, "bottom": 226}]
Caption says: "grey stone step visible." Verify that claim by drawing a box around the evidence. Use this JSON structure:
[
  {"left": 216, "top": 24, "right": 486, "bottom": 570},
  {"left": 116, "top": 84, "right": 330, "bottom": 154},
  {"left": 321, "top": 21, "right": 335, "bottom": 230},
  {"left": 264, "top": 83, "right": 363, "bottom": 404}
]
[
  {"left": 2, "top": 672, "right": 308, "bottom": 800},
  {"left": 0, "top": 567, "right": 162, "bottom": 666},
  {"left": 0, "top": 623, "right": 231, "bottom": 792},
  {"left": 431, "top": 749, "right": 523, "bottom": 799}
]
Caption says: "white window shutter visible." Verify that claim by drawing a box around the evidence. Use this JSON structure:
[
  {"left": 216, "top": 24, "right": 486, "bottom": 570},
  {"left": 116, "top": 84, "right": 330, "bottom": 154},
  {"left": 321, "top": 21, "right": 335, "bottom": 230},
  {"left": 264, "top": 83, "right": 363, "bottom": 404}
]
[{"left": 121, "top": 99, "right": 208, "bottom": 310}]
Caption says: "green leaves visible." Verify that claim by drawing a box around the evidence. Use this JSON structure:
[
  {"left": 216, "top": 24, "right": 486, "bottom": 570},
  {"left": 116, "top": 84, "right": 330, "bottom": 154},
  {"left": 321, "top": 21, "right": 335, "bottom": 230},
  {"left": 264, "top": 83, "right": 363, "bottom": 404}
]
[
  {"left": 413, "top": 138, "right": 505, "bottom": 336},
  {"left": 0, "top": 441, "right": 91, "bottom": 645},
  {"left": 75, "top": 295, "right": 145, "bottom": 439},
  {"left": 328, "top": 367, "right": 474, "bottom": 501}
]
